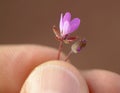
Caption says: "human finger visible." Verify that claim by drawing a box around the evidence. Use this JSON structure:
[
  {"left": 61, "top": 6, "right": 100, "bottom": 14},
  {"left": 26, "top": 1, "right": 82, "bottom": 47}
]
[
  {"left": 0, "top": 45, "right": 64, "bottom": 93},
  {"left": 82, "top": 69, "right": 120, "bottom": 93},
  {"left": 20, "top": 60, "right": 89, "bottom": 93}
]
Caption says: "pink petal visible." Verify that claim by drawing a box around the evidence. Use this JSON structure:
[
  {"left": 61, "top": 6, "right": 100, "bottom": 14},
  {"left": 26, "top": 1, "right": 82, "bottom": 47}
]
[
  {"left": 59, "top": 13, "right": 63, "bottom": 32},
  {"left": 62, "top": 21, "right": 70, "bottom": 36},
  {"left": 69, "top": 18, "right": 80, "bottom": 33},
  {"left": 63, "top": 12, "right": 71, "bottom": 22}
]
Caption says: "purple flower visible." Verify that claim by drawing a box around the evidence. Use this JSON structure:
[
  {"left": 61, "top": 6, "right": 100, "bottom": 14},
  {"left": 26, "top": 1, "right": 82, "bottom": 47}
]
[
  {"left": 52, "top": 12, "right": 80, "bottom": 43},
  {"left": 59, "top": 12, "right": 80, "bottom": 37}
]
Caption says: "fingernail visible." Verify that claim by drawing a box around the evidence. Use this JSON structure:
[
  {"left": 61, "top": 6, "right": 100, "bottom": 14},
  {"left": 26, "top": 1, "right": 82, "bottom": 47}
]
[{"left": 21, "top": 62, "right": 88, "bottom": 93}]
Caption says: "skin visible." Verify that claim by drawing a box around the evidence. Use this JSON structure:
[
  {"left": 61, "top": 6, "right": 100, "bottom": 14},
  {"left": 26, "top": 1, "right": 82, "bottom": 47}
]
[{"left": 0, "top": 45, "right": 120, "bottom": 93}]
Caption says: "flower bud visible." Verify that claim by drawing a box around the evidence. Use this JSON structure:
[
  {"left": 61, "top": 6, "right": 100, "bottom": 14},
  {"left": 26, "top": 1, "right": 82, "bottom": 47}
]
[{"left": 71, "top": 39, "right": 87, "bottom": 53}]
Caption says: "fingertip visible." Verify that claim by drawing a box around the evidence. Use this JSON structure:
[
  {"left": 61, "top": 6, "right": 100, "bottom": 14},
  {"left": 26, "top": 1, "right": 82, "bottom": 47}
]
[{"left": 20, "top": 60, "right": 89, "bottom": 93}]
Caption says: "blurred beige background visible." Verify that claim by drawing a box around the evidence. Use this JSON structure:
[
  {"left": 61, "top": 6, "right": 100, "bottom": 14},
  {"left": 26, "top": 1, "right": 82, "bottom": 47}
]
[{"left": 0, "top": 0, "right": 120, "bottom": 73}]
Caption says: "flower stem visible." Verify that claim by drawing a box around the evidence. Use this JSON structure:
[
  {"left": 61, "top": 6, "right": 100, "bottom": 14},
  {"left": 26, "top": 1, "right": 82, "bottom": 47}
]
[
  {"left": 64, "top": 50, "right": 73, "bottom": 61},
  {"left": 57, "top": 41, "right": 63, "bottom": 60}
]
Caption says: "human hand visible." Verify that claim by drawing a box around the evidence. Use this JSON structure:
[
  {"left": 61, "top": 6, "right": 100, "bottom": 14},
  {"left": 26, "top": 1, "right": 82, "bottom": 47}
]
[{"left": 0, "top": 45, "right": 120, "bottom": 93}]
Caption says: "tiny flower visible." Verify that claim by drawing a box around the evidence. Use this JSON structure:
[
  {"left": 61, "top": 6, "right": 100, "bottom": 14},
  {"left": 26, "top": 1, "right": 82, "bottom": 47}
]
[
  {"left": 71, "top": 39, "right": 87, "bottom": 53},
  {"left": 59, "top": 12, "right": 80, "bottom": 37},
  {"left": 53, "top": 12, "right": 80, "bottom": 43},
  {"left": 52, "top": 12, "right": 87, "bottom": 61}
]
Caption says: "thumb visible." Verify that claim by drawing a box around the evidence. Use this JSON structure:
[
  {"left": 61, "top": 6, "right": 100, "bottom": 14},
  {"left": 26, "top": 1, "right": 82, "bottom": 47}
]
[{"left": 20, "top": 60, "right": 89, "bottom": 93}]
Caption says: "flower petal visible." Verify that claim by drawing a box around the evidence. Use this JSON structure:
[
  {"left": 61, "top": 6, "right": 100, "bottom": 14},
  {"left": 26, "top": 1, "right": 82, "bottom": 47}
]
[
  {"left": 63, "top": 12, "right": 71, "bottom": 22},
  {"left": 69, "top": 18, "right": 80, "bottom": 33},
  {"left": 59, "top": 13, "right": 63, "bottom": 32},
  {"left": 62, "top": 21, "right": 70, "bottom": 36}
]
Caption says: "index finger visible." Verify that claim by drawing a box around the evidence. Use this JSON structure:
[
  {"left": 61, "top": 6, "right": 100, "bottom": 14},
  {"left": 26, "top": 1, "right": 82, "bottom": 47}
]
[{"left": 0, "top": 45, "right": 63, "bottom": 93}]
